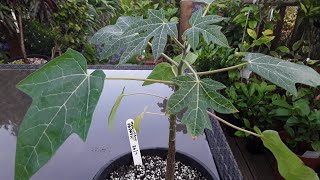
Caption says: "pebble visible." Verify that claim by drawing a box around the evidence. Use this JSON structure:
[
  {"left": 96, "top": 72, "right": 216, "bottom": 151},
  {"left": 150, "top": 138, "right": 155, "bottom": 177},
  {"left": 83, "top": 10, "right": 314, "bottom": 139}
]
[{"left": 108, "top": 155, "right": 207, "bottom": 180}]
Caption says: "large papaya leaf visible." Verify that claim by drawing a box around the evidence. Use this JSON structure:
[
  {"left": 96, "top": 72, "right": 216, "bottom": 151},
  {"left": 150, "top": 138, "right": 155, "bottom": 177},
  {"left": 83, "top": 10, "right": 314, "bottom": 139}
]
[
  {"left": 90, "top": 16, "right": 140, "bottom": 60},
  {"left": 184, "top": 8, "right": 228, "bottom": 50},
  {"left": 245, "top": 53, "right": 320, "bottom": 96},
  {"left": 261, "top": 130, "right": 319, "bottom": 180},
  {"left": 123, "top": 9, "right": 178, "bottom": 61},
  {"left": 167, "top": 75, "right": 237, "bottom": 136},
  {"left": 15, "top": 49, "right": 105, "bottom": 180}
]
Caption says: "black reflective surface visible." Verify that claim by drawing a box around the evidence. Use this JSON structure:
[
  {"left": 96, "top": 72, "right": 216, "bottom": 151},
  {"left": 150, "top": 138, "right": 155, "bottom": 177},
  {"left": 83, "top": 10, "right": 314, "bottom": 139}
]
[{"left": 0, "top": 69, "right": 219, "bottom": 180}]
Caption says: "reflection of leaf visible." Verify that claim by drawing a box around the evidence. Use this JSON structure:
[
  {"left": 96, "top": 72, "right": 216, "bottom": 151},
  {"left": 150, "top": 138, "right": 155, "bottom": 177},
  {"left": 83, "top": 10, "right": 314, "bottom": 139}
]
[
  {"left": 245, "top": 53, "right": 320, "bottom": 96},
  {"left": 134, "top": 106, "right": 148, "bottom": 133},
  {"left": 108, "top": 88, "right": 125, "bottom": 128},
  {"left": 143, "top": 63, "right": 175, "bottom": 86},
  {"left": 15, "top": 49, "right": 106, "bottom": 180},
  {"left": 168, "top": 75, "right": 237, "bottom": 136},
  {"left": 184, "top": 8, "right": 228, "bottom": 50},
  {"left": 261, "top": 130, "right": 319, "bottom": 180}
]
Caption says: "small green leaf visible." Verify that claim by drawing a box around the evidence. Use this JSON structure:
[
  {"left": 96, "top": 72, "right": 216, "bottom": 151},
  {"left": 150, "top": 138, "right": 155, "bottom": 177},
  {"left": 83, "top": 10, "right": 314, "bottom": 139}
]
[
  {"left": 245, "top": 53, "right": 320, "bottom": 96},
  {"left": 262, "top": 29, "right": 273, "bottom": 36},
  {"left": 277, "top": 46, "right": 290, "bottom": 54},
  {"left": 311, "top": 141, "right": 320, "bottom": 151},
  {"left": 253, "top": 126, "right": 262, "bottom": 135},
  {"left": 143, "top": 63, "right": 175, "bottom": 86},
  {"left": 253, "top": 36, "right": 275, "bottom": 46},
  {"left": 247, "top": 28, "right": 257, "bottom": 39},
  {"left": 293, "top": 99, "right": 310, "bottom": 116},
  {"left": 134, "top": 106, "right": 148, "bottom": 133},
  {"left": 235, "top": 131, "right": 246, "bottom": 137},
  {"left": 261, "top": 130, "right": 319, "bottom": 180},
  {"left": 108, "top": 88, "right": 125, "bottom": 128},
  {"left": 244, "top": 119, "right": 251, "bottom": 129},
  {"left": 248, "top": 21, "right": 257, "bottom": 29},
  {"left": 173, "top": 52, "right": 199, "bottom": 72},
  {"left": 185, "top": 8, "right": 228, "bottom": 50},
  {"left": 272, "top": 99, "right": 292, "bottom": 109},
  {"left": 274, "top": 108, "right": 291, "bottom": 116},
  {"left": 292, "top": 40, "right": 303, "bottom": 51}
]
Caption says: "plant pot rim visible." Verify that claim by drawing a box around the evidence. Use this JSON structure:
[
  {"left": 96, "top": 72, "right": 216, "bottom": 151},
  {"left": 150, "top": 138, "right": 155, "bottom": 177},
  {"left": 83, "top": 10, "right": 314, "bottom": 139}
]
[
  {"left": 7, "top": 54, "right": 51, "bottom": 63},
  {"left": 92, "top": 148, "right": 219, "bottom": 180}
]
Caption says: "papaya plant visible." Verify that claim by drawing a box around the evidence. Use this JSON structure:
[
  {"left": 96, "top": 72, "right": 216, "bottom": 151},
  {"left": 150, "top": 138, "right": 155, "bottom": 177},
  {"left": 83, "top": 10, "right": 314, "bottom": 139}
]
[{"left": 15, "top": 1, "right": 320, "bottom": 180}]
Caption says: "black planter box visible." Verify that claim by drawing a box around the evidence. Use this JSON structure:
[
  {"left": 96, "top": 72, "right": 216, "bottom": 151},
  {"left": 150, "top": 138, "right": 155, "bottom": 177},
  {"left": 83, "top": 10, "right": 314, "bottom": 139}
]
[{"left": 0, "top": 64, "right": 242, "bottom": 180}]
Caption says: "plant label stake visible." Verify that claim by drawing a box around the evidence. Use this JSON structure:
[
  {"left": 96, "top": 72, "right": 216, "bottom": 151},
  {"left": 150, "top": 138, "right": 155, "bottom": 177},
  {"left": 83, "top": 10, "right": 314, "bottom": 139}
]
[{"left": 126, "top": 119, "right": 143, "bottom": 165}]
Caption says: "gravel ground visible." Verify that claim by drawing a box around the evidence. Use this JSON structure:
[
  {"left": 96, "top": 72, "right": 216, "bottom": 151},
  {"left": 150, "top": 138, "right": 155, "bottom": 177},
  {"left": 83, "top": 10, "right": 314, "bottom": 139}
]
[{"left": 109, "top": 155, "right": 207, "bottom": 180}]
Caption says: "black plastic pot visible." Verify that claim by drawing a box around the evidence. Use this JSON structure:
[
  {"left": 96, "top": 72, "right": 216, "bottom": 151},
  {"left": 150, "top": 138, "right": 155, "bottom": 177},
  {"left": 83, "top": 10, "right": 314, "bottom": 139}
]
[{"left": 92, "top": 148, "right": 218, "bottom": 180}]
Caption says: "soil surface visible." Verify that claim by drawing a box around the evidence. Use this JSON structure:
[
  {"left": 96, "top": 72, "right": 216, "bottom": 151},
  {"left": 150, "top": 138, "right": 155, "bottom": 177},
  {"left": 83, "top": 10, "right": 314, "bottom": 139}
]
[
  {"left": 109, "top": 155, "right": 207, "bottom": 180},
  {"left": 10, "top": 57, "right": 48, "bottom": 65}
]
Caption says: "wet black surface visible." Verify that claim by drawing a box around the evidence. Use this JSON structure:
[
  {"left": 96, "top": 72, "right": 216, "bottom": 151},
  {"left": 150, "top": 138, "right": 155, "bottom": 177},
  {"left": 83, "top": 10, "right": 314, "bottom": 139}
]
[{"left": 0, "top": 69, "right": 219, "bottom": 180}]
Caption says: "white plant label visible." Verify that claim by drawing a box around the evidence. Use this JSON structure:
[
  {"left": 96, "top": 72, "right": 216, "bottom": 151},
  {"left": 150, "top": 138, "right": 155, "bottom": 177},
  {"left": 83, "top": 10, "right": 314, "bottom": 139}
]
[{"left": 126, "top": 119, "right": 143, "bottom": 165}]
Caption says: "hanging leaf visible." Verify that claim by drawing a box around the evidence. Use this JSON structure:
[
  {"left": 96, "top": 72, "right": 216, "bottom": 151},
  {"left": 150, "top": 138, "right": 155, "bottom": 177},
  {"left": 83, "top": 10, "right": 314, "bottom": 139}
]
[
  {"left": 108, "top": 87, "right": 125, "bottom": 128},
  {"left": 134, "top": 106, "right": 148, "bottom": 133},
  {"left": 123, "top": 9, "right": 178, "bottom": 61},
  {"left": 143, "top": 63, "right": 175, "bottom": 86},
  {"left": 245, "top": 53, "right": 320, "bottom": 96},
  {"left": 184, "top": 8, "right": 228, "bottom": 50},
  {"left": 261, "top": 130, "right": 319, "bottom": 180},
  {"left": 90, "top": 16, "right": 140, "bottom": 61},
  {"left": 15, "top": 49, "right": 106, "bottom": 180},
  {"left": 247, "top": 28, "right": 257, "bottom": 40},
  {"left": 168, "top": 75, "right": 237, "bottom": 136}
]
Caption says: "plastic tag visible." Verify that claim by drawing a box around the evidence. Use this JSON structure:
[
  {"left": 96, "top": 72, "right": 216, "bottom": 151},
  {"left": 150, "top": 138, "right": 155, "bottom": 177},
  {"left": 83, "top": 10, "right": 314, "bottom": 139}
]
[{"left": 126, "top": 119, "right": 143, "bottom": 165}]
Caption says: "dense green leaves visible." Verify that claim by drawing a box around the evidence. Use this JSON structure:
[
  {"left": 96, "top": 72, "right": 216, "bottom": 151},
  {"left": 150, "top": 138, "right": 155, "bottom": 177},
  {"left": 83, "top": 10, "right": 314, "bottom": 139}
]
[
  {"left": 143, "top": 63, "right": 175, "bottom": 86},
  {"left": 124, "top": 9, "right": 178, "bottom": 61},
  {"left": 261, "top": 130, "right": 319, "bottom": 180},
  {"left": 90, "top": 16, "right": 140, "bottom": 61},
  {"left": 15, "top": 49, "right": 105, "bottom": 180},
  {"left": 184, "top": 8, "right": 228, "bottom": 50},
  {"left": 245, "top": 53, "right": 320, "bottom": 96},
  {"left": 168, "top": 75, "right": 237, "bottom": 136}
]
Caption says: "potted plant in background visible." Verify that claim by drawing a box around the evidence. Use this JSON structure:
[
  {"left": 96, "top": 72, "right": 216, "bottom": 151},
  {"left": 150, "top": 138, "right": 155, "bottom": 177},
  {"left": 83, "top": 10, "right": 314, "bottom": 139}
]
[{"left": 14, "top": 1, "right": 320, "bottom": 180}]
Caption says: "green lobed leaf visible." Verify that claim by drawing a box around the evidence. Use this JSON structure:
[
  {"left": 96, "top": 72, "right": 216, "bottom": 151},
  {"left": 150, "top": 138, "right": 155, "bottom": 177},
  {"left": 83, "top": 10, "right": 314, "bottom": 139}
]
[
  {"left": 245, "top": 53, "right": 320, "bottom": 96},
  {"left": 168, "top": 75, "right": 237, "bottom": 136},
  {"left": 184, "top": 8, "right": 229, "bottom": 50},
  {"left": 142, "top": 63, "right": 175, "bottom": 86},
  {"left": 123, "top": 9, "right": 178, "bottom": 61},
  {"left": 108, "top": 87, "right": 125, "bottom": 128},
  {"left": 15, "top": 49, "right": 106, "bottom": 180},
  {"left": 261, "top": 130, "right": 319, "bottom": 180},
  {"left": 90, "top": 16, "right": 141, "bottom": 61}
]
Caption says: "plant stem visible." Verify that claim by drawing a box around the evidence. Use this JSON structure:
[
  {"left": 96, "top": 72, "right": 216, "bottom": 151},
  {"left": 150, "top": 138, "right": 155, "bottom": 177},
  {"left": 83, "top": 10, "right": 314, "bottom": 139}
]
[
  {"left": 195, "top": 63, "right": 247, "bottom": 76},
  {"left": 207, "top": 111, "right": 261, "bottom": 138},
  {"left": 145, "top": 112, "right": 165, "bottom": 116},
  {"left": 165, "top": 114, "right": 177, "bottom": 180},
  {"left": 173, "top": 37, "right": 184, "bottom": 49},
  {"left": 147, "top": 42, "right": 179, "bottom": 66},
  {"left": 203, "top": 3, "right": 212, "bottom": 16},
  {"left": 183, "top": 59, "right": 199, "bottom": 81},
  {"left": 124, "top": 92, "right": 167, "bottom": 100},
  {"left": 105, "top": 77, "right": 175, "bottom": 85}
]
